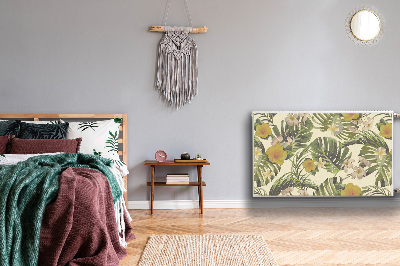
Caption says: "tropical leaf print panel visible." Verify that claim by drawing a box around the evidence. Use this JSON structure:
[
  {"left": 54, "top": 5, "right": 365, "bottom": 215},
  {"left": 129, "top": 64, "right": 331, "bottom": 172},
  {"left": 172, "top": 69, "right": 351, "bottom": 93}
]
[{"left": 253, "top": 111, "right": 393, "bottom": 197}]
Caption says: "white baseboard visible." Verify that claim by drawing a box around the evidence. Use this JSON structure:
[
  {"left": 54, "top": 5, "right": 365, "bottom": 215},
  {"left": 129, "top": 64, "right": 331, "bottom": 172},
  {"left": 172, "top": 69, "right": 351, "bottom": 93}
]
[{"left": 128, "top": 198, "right": 400, "bottom": 210}]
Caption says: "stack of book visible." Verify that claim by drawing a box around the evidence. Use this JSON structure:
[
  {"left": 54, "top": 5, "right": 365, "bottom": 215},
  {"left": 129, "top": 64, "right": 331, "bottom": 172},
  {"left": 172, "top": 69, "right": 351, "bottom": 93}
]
[{"left": 166, "top": 173, "right": 189, "bottom": 184}]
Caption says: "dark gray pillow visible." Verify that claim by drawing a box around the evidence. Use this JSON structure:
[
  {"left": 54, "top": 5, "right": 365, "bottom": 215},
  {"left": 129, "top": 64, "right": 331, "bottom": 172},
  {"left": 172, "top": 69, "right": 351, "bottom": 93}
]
[
  {"left": 0, "top": 120, "right": 20, "bottom": 136},
  {"left": 19, "top": 122, "right": 69, "bottom": 139}
]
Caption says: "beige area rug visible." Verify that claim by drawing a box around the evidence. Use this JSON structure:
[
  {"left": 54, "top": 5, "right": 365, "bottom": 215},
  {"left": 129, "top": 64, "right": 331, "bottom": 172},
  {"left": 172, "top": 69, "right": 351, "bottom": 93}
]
[{"left": 138, "top": 234, "right": 277, "bottom": 266}]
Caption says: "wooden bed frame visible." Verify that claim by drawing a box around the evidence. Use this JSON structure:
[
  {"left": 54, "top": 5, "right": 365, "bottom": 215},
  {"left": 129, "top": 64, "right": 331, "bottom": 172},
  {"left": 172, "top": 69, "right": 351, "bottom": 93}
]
[{"left": 0, "top": 114, "right": 128, "bottom": 201}]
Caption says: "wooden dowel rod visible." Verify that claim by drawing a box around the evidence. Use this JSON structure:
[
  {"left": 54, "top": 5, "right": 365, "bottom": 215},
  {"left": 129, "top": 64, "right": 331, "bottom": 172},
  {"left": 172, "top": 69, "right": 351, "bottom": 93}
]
[{"left": 149, "top": 25, "right": 208, "bottom": 33}]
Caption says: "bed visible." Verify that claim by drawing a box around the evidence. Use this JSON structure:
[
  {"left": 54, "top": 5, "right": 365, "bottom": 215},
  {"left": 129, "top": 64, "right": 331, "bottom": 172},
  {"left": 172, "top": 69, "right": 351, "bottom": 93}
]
[{"left": 0, "top": 114, "right": 133, "bottom": 266}]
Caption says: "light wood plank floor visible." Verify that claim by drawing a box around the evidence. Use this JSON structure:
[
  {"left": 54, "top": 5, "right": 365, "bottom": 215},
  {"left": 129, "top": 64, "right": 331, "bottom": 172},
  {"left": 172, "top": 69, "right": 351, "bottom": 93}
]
[{"left": 120, "top": 207, "right": 400, "bottom": 265}]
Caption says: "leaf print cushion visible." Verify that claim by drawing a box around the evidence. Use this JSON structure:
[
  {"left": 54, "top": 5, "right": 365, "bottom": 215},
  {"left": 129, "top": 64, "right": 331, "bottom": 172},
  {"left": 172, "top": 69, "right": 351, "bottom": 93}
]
[
  {"left": 66, "top": 119, "right": 122, "bottom": 163},
  {"left": 19, "top": 122, "right": 69, "bottom": 139},
  {"left": 0, "top": 120, "right": 20, "bottom": 136}
]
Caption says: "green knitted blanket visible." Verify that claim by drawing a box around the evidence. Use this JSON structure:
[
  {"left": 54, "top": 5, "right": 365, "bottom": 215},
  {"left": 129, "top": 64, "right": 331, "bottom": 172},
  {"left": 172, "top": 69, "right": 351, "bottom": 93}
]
[{"left": 0, "top": 153, "right": 122, "bottom": 266}]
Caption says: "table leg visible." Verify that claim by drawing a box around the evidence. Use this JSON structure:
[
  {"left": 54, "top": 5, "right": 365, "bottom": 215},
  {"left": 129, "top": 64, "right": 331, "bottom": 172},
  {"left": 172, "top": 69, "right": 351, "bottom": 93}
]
[
  {"left": 197, "top": 184, "right": 201, "bottom": 208},
  {"left": 151, "top": 165, "right": 155, "bottom": 215},
  {"left": 197, "top": 165, "right": 203, "bottom": 214}
]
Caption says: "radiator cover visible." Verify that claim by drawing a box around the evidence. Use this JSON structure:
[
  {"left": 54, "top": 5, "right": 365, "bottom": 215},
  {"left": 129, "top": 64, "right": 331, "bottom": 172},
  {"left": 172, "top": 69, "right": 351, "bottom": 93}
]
[{"left": 252, "top": 111, "right": 393, "bottom": 197}]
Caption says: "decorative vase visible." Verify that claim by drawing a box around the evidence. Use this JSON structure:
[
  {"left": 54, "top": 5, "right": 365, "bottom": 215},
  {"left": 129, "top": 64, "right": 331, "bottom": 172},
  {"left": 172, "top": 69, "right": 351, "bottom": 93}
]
[{"left": 181, "top": 152, "right": 190, "bottom": 160}]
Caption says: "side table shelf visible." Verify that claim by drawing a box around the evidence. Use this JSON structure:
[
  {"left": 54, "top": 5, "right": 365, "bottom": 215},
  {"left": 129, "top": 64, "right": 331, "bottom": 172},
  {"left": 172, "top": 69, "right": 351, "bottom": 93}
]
[
  {"left": 147, "top": 182, "right": 207, "bottom": 186},
  {"left": 144, "top": 160, "right": 210, "bottom": 214}
]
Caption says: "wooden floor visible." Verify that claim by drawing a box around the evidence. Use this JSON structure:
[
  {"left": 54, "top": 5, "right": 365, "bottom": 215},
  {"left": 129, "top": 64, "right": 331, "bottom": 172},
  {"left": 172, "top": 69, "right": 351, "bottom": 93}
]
[{"left": 120, "top": 207, "right": 400, "bottom": 265}]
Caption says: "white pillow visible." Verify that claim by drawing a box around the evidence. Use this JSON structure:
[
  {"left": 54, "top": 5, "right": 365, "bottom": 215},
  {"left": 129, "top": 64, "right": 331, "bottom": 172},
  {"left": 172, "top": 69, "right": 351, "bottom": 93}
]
[
  {"left": 27, "top": 120, "right": 63, "bottom": 124},
  {"left": 0, "top": 153, "right": 63, "bottom": 165},
  {"left": 66, "top": 119, "right": 121, "bottom": 162}
]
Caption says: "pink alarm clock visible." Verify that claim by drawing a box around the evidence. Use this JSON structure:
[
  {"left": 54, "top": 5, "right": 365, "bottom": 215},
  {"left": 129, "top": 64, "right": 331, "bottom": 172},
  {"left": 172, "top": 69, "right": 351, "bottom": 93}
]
[{"left": 155, "top": 150, "right": 167, "bottom": 162}]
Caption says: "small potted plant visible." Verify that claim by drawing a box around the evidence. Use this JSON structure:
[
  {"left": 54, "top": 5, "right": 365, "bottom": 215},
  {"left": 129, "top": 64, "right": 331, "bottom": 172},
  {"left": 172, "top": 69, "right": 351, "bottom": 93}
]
[{"left": 195, "top": 154, "right": 203, "bottom": 160}]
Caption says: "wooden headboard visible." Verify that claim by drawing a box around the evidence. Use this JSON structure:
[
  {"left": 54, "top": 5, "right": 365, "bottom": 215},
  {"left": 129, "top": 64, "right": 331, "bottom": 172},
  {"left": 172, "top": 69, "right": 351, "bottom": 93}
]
[{"left": 0, "top": 114, "right": 128, "bottom": 200}]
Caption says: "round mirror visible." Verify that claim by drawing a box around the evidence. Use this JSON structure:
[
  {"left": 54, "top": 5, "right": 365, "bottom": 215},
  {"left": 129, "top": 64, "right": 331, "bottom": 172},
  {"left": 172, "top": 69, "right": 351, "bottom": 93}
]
[
  {"left": 346, "top": 7, "right": 383, "bottom": 45},
  {"left": 351, "top": 10, "right": 380, "bottom": 41}
]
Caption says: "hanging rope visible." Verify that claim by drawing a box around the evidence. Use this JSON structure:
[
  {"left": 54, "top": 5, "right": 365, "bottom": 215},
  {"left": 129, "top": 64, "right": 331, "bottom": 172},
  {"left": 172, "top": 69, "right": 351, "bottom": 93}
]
[{"left": 162, "top": 0, "right": 193, "bottom": 28}]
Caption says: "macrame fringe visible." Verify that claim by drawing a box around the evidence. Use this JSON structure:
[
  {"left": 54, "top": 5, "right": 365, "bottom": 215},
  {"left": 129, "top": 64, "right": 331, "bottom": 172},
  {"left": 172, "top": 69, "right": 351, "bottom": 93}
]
[{"left": 155, "top": 26, "right": 198, "bottom": 109}]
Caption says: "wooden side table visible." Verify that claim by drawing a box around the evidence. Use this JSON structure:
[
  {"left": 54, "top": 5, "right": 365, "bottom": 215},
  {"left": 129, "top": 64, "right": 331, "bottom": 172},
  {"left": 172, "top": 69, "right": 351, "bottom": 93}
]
[{"left": 144, "top": 160, "right": 210, "bottom": 214}]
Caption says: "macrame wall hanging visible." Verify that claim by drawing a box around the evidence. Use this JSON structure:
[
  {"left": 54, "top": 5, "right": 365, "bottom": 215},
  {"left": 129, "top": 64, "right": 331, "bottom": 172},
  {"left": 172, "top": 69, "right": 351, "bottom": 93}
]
[{"left": 150, "top": 0, "right": 208, "bottom": 109}]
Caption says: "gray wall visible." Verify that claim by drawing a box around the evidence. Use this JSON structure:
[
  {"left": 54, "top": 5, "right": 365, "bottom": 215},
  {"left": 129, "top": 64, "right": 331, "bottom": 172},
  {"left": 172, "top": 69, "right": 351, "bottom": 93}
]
[{"left": 1, "top": 0, "right": 400, "bottom": 204}]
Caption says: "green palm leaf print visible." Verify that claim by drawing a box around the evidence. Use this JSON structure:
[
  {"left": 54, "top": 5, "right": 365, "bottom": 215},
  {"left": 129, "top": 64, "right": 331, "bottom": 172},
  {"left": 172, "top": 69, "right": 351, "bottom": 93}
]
[
  {"left": 310, "top": 137, "right": 351, "bottom": 174},
  {"left": 315, "top": 177, "right": 344, "bottom": 196},
  {"left": 105, "top": 131, "right": 119, "bottom": 153},
  {"left": 254, "top": 154, "right": 280, "bottom": 187},
  {"left": 78, "top": 122, "right": 98, "bottom": 132}
]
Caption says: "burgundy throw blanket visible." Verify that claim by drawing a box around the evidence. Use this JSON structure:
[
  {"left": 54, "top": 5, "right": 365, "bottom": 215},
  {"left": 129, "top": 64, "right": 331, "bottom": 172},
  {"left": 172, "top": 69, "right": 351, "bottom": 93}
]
[{"left": 38, "top": 167, "right": 134, "bottom": 266}]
